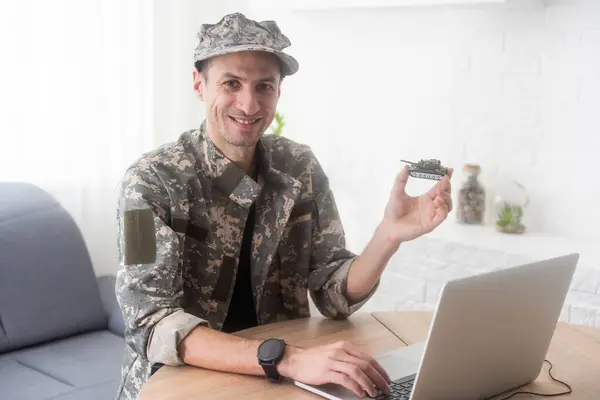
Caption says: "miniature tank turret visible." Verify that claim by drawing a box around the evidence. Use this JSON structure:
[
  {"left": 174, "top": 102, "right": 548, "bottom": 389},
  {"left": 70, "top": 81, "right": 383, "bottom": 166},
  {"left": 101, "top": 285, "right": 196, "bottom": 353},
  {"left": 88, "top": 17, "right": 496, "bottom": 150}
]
[{"left": 400, "top": 159, "right": 449, "bottom": 181}]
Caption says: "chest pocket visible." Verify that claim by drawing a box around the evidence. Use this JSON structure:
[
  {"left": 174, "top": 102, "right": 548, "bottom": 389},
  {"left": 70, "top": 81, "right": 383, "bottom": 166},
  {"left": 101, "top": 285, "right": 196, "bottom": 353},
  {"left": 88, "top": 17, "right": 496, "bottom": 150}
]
[
  {"left": 276, "top": 199, "right": 314, "bottom": 317},
  {"left": 279, "top": 199, "right": 314, "bottom": 274},
  {"left": 173, "top": 213, "right": 228, "bottom": 314}
]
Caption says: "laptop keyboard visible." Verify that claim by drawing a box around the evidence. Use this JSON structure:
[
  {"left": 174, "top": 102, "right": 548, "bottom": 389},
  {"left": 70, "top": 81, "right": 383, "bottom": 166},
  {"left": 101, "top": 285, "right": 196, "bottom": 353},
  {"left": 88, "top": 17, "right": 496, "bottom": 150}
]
[{"left": 370, "top": 374, "right": 416, "bottom": 400}]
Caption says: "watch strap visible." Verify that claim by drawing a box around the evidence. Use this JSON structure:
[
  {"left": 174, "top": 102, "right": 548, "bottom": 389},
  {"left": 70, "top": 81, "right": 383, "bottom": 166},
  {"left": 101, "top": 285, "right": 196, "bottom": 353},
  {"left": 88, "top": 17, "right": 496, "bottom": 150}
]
[{"left": 261, "top": 363, "right": 281, "bottom": 382}]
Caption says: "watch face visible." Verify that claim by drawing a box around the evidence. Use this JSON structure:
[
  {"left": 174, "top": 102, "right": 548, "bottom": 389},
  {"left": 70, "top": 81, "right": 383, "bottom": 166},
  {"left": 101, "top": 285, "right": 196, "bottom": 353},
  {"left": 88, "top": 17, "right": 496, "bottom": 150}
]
[{"left": 260, "top": 339, "right": 285, "bottom": 362}]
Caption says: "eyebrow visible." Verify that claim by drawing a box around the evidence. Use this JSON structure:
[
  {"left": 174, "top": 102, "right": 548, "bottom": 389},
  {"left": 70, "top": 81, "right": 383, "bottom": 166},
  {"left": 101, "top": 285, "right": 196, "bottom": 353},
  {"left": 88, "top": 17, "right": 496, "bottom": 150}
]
[{"left": 221, "top": 72, "right": 277, "bottom": 83}]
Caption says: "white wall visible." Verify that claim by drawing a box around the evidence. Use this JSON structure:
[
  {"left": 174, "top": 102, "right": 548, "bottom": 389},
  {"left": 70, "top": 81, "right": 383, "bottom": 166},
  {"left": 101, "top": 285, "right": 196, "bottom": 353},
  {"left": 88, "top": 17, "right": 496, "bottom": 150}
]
[
  {"left": 153, "top": 0, "right": 251, "bottom": 146},
  {"left": 155, "top": 0, "right": 600, "bottom": 327},
  {"left": 1, "top": 0, "right": 154, "bottom": 277},
  {"left": 249, "top": 0, "right": 600, "bottom": 244}
]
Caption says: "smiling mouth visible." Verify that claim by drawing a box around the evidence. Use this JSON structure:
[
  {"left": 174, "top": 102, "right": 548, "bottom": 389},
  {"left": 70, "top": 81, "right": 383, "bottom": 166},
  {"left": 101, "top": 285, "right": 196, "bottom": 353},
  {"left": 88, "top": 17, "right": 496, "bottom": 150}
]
[{"left": 229, "top": 116, "right": 261, "bottom": 125}]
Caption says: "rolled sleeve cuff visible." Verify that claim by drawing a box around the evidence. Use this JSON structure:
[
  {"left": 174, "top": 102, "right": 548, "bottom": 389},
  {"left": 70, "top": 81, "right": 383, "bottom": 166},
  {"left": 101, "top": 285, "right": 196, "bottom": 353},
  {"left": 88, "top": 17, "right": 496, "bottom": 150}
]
[
  {"left": 328, "top": 257, "right": 380, "bottom": 316},
  {"left": 146, "top": 309, "right": 208, "bottom": 366}
]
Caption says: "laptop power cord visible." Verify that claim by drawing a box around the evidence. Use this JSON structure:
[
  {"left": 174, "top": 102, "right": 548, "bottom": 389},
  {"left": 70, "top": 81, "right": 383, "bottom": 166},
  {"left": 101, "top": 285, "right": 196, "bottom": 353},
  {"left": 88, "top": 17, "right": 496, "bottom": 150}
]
[{"left": 486, "top": 359, "right": 572, "bottom": 399}]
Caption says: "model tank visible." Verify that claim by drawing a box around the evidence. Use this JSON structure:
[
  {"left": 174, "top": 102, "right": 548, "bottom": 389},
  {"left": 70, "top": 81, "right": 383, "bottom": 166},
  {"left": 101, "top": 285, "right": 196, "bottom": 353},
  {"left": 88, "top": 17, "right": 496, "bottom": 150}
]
[{"left": 401, "top": 159, "right": 449, "bottom": 181}]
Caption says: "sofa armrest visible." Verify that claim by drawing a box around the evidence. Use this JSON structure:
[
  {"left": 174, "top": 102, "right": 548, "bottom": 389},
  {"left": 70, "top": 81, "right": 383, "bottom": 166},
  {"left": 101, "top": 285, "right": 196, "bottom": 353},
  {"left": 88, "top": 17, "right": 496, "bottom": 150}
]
[{"left": 97, "top": 275, "right": 125, "bottom": 337}]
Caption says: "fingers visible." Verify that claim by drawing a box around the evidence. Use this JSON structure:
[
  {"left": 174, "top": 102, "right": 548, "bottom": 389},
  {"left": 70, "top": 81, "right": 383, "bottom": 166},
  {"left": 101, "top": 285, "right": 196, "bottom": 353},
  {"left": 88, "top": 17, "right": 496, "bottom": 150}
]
[
  {"left": 340, "top": 344, "right": 391, "bottom": 385},
  {"left": 427, "top": 175, "right": 452, "bottom": 212},
  {"left": 330, "top": 342, "right": 390, "bottom": 396},
  {"left": 333, "top": 342, "right": 390, "bottom": 383},
  {"left": 331, "top": 357, "right": 379, "bottom": 397},
  {"left": 439, "top": 176, "right": 451, "bottom": 193},
  {"left": 427, "top": 176, "right": 451, "bottom": 199},
  {"left": 434, "top": 196, "right": 449, "bottom": 212},
  {"left": 393, "top": 165, "right": 409, "bottom": 196},
  {"left": 440, "top": 190, "right": 453, "bottom": 212},
  {"left": 329, "top": 371, "right": 368, "bottom": 398},
  {"left": 333, "top": 351, "right": 389, "bottom": 397},
  {"left": 433, "top": 197, "right": 450, "bottom": 224}
]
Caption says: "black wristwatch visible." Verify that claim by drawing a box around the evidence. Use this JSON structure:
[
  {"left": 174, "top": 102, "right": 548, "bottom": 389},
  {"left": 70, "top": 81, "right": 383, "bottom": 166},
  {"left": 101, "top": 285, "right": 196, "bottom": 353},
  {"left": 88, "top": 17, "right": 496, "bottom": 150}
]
[{"left": 257, "top": 338, "right": 286, "bottom": 382}]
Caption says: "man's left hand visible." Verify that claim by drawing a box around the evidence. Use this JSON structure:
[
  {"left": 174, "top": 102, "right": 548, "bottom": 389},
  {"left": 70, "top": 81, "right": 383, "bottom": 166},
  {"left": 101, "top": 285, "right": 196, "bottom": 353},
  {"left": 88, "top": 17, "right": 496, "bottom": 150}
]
[{"left": 380, "top": 164, "right": 454, "bottom": 246}]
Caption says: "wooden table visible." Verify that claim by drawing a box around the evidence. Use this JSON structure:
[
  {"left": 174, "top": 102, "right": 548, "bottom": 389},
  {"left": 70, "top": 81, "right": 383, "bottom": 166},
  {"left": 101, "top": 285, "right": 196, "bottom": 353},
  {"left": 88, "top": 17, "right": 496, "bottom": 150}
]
[{"left": 138, "top": 311, "right": 600, "bottom": 399}]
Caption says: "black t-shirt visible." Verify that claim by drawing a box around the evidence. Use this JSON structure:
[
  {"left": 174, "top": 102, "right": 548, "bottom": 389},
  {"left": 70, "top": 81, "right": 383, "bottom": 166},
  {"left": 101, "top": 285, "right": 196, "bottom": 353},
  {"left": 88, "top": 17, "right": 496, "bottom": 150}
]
[
  {"left": 220, "top": 174, "right": 259, "bottom": 333},
  {"left": 221, "top": 203, "right": 258, "bottom": 333}
]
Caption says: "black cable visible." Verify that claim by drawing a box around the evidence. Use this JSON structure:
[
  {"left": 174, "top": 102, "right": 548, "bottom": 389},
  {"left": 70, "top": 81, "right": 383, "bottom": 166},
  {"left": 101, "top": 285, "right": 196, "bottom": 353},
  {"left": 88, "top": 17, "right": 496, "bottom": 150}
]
[{"left": 486, "top": 360, "right": 572, "bottom": 399}]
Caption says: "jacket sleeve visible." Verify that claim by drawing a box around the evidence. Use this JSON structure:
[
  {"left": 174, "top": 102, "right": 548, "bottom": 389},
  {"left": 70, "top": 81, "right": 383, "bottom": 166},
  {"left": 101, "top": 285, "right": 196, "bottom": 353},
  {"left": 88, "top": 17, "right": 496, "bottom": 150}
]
[
  {"left": 306, "top": 150, "right": 379, "bottom": 319},
  {"left": 115, "top": 163, "right": 208, "bottom": 366}
]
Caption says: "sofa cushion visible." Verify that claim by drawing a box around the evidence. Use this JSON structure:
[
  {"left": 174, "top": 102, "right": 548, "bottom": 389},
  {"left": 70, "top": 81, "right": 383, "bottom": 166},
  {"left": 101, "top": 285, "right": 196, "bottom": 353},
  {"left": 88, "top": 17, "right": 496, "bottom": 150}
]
[
  {"left": 0, "top": 183, "right": 108, "bottom": 353},
  {"left": 0, "top": 357, "right": 74, "bottom": 400},
  {"left": 47, "top": 383, "right": 123, "bottom": 400},
  {"left": 97, "top": 275, "right": 126, "bottom": 337},
  {"left": 0, "top": 330, "right": 124, "bottom": 400}
]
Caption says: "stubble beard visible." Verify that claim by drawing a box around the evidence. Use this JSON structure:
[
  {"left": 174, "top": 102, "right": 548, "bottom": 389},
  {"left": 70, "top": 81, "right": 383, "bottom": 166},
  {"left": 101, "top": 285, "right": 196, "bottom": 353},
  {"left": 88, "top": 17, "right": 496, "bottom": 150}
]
[{"left": 220, "top": 117, "right": 266, "bottom": 148}]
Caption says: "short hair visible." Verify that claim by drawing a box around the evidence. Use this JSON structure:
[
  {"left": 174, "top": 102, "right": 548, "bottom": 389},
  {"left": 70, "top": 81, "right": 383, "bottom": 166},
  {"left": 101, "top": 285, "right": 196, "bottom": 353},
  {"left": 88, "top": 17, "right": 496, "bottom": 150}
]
[{"left": 194, "top": 59, "right": 212, "bottom": 80}]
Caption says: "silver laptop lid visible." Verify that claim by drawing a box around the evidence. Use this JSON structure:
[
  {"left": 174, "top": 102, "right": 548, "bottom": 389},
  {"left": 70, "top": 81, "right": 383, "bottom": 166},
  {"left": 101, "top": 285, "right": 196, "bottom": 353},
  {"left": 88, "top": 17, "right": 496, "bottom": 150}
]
[{"left": 410, "top": 253, "right": 579, "bottom": 400}]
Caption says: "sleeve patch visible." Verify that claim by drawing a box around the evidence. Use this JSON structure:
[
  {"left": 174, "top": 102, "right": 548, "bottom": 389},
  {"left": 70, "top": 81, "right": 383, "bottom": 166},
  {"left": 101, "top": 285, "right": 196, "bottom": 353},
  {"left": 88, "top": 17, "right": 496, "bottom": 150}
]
[{"left": 123, "top": 208, "right": 157, "bottom": 265}]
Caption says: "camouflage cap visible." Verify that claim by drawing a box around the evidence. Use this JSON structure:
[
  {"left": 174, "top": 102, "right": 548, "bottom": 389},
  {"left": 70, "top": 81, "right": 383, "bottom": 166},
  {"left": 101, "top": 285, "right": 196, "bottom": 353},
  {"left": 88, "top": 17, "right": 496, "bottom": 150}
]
[{"left": 193, "top": 12, "right": 299, "bottom": 76}]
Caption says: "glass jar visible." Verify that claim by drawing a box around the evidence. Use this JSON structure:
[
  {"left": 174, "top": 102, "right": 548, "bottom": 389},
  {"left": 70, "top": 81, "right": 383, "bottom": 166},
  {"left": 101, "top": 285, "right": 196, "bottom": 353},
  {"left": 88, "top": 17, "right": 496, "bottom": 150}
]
[
  {"left": 494, "top": 181, "right": 529, "bottom": 234},
  {"left": 456, "top": 164, "right": 486, "bottom": 224}
]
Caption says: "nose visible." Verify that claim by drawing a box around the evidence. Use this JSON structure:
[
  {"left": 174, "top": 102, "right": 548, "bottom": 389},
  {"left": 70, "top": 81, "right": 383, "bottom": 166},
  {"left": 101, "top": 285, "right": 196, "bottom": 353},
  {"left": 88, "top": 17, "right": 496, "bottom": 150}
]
[{"left": 236, "top": 88, "right": 260, "bottom": 116}]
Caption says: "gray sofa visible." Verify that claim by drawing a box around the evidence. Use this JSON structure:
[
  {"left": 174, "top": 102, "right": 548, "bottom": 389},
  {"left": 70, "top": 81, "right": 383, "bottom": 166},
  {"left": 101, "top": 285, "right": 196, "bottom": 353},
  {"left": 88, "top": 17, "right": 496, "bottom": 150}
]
[{"left": 0, "top": 182, "right": 126, "bottom": 400}]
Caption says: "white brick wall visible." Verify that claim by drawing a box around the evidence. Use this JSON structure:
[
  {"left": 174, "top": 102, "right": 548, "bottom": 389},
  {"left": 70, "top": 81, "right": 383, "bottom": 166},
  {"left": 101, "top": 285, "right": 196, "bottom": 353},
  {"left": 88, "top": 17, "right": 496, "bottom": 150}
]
[
  {"left": 307, "top": 233, "right": 600, "bottom": 328},
  {"left": 258, "top": 0, "right": 600, "bottom": 235},
  {"left": 249, "top": 0, "right": 600, "bottom": 328},
  {"left": 361, "top": 236, "right": 600, "bottom": 328},
  {"left": 360, "top": 237, "right": 534, "bottom": 312}
]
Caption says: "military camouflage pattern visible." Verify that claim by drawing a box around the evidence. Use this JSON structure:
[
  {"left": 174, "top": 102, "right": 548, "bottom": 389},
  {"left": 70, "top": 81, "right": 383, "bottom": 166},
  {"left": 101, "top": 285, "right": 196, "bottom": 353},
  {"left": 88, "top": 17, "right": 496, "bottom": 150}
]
[
  {"left": 113, "top": 121, "right": 378, "bottom": 400},
  {"left": 193, "top": 12, "right": 299, "bottom": 76}
]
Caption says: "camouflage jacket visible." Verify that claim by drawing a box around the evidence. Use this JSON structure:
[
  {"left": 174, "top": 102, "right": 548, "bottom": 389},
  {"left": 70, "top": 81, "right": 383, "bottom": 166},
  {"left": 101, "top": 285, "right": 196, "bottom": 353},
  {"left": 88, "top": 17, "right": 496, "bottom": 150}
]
[{"left": 113, "top": 122, "right": 377, "bottom": 400}]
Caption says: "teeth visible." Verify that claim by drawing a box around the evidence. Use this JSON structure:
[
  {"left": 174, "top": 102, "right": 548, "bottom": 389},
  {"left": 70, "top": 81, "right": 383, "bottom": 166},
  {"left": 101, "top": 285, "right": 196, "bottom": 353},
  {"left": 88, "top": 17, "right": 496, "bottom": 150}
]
[{"left": 234, "top": 118, "right": 258, "bottom": 125}]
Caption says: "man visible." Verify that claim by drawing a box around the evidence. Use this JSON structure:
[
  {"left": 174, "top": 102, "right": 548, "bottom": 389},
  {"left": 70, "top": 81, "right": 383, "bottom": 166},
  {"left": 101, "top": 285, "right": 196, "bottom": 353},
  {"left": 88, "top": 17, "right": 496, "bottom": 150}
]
[{"left": 114, "top": 12, "right": 453, "bottom": 400}]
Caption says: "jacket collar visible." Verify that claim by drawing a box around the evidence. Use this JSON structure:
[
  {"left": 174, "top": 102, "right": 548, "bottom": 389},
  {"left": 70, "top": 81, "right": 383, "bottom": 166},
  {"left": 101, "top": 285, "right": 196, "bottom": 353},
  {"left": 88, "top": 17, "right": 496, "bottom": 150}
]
[{"left": 193, "top": 121, "right": 300, "bottom": 208}]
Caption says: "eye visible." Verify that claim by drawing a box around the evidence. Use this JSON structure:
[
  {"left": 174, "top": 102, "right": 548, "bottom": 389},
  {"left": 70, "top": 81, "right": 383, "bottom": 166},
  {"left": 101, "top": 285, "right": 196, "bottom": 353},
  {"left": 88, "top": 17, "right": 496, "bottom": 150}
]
[
  {"left": 258, "top": 83, "right": 275, "bottom": 91},
  {"left": 223, "top": 80, "right": 240, "bottom": 89}
]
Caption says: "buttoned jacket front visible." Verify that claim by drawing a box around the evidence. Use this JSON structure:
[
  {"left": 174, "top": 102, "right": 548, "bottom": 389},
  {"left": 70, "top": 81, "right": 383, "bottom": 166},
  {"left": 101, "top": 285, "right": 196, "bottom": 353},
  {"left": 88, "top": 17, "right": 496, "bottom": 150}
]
[{"left": 113, "top": 123, "right": 377, "bottom": 400}]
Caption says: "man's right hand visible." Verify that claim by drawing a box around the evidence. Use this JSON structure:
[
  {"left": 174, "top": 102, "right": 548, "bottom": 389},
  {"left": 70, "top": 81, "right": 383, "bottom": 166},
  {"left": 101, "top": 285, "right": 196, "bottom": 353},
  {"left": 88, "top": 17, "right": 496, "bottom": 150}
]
[{"left": 277, "top": 341, "right": 391, "bottom": 398}]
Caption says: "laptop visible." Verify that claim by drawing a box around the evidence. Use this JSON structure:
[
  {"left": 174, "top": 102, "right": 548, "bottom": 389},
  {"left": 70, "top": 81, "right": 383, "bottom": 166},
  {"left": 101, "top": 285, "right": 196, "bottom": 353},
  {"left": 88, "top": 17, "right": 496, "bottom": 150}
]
[{"left": 294, "top": 253, "right": 579, "bottom": 400}]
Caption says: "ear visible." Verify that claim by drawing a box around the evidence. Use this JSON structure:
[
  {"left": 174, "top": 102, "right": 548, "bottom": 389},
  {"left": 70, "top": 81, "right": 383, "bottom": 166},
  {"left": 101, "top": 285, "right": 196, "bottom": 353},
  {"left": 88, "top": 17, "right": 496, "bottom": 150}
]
[{"left": 193, "top": 70, "right": 204, "bottom": 101}]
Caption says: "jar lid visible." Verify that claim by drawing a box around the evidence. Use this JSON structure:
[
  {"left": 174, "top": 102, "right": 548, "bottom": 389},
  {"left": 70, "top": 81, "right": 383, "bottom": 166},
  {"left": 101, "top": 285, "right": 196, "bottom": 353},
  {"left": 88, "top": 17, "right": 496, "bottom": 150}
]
[{"left": 463, "top": 163, "right": 481, "bottom": 171}]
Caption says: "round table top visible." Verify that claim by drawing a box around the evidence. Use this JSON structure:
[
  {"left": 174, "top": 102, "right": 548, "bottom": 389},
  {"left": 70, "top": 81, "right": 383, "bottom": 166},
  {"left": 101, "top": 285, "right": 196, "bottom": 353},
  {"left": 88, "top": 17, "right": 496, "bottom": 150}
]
[{"left": 138, "top": 310, "right": 600, "bottom": 400}]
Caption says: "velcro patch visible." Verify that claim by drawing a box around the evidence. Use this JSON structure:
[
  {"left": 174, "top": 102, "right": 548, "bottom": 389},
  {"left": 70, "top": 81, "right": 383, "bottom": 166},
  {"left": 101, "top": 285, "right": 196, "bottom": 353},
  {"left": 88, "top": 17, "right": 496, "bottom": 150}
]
[
  {"left": 123, "top": 208, "right": 157, "bottom": 265},
  {"left": 290, "top": 199, "right": 314, "bottom": 220},
  {"left": 171, "top": 217, "right": 208, "bottom": 243},
  {"left": 171, "top": 218, "right": 187, "bottom": 234},
  {"left": 187, "top": 224, "right": 209, "bottom": 243},
  {"left": 211, "top": 256, "right": 236, "bottom": 302}
]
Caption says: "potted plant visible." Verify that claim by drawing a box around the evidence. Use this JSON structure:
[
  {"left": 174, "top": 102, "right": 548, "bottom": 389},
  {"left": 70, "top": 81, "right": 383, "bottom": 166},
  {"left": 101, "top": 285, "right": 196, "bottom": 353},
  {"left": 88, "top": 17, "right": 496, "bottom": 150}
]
[
  {"left": 495, "top": 202, "right": 526, "bottom": 234},
  {"left": 494, "top": 180, "right": 529, "bottom": 234}
]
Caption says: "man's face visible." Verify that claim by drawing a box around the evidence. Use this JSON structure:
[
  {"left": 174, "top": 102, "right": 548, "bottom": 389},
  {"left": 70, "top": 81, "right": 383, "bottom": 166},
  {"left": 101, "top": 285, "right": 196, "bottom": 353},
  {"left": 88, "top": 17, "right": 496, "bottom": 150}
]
[{"left": 193, "top": 51, "right": 282, "bottom": 150}]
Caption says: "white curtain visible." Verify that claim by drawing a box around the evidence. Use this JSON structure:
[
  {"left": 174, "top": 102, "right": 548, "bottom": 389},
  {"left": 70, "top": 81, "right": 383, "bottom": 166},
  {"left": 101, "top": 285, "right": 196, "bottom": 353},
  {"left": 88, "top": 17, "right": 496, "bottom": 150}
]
[{"left": 0, "top": 0, "right": 155, "bottom": 275}]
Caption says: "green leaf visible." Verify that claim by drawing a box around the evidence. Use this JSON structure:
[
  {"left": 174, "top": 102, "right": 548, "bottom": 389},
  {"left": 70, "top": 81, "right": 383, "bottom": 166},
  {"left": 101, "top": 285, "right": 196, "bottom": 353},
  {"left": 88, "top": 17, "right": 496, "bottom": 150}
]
[
  {"left": 496, "top": 202, "right": 524, "bottom": 226},
  {"left": 270, "top": 111, "right": 285, "bottom": 136}
]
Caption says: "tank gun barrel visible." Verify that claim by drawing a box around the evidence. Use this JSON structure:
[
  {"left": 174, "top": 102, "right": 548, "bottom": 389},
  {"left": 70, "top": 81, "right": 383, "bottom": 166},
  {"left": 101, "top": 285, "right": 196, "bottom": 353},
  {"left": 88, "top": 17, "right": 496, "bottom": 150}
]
[{"left": 400, "top": 159, "right": 416, "bottom": 165}]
